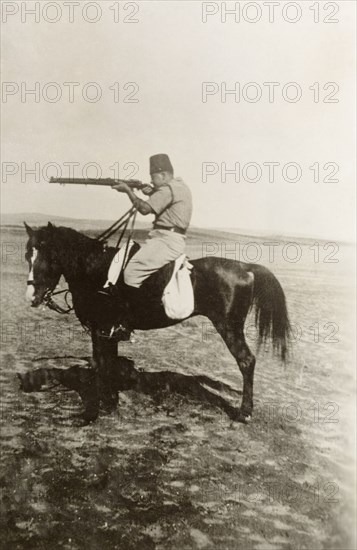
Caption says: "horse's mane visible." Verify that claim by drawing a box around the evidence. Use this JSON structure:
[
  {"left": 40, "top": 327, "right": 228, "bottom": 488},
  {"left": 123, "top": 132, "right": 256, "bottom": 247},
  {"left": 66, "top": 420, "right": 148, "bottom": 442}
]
[
  {"left": 53, "top": 225, "right": 102, "bottom": 247},
  {"left": 45, "top": 225, "right": 108, "bottom": 259}
]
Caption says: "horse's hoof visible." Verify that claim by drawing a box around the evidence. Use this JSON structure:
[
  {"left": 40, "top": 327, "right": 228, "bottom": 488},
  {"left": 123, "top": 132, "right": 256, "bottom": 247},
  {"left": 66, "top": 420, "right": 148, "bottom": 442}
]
[
  {"left": 228, "top": 407, "right": 248, "bottom": 423},
  {"left": 100, "top": 402, "right": 118, "bottom": 415},
  {"left": 234, "top": 410, "right": 252, "bottom": 424},
  {"left": 70, "top": 410, "right": 98, "bottom": 426},
  {"left": 101, "top": 408, "right": 118, "bottom": 417},
  {"left": 73, "top": 414, "right": 97, "bottom": 427}
]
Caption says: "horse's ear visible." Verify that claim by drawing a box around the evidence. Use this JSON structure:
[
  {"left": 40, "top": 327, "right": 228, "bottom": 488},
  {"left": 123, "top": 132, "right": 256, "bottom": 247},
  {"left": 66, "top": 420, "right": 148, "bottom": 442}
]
[
  {"left": 47, "top": 221, "right": 54, "bottom": 230},
  {"left": 24, "top": 222, "right": 34, "bottom": 236}
]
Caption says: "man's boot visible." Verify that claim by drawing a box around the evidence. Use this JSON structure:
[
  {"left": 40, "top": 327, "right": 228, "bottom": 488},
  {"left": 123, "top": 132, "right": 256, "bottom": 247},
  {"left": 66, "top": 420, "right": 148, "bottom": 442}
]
[
  {"left": 120, "top": 283, "right": 141, "bottom": 327},
  {"left": 106, "top": 283, "right": 141, "bottom": 340},
  {"left": 97, "top": 282, "right": 118, "bottom": 298}
]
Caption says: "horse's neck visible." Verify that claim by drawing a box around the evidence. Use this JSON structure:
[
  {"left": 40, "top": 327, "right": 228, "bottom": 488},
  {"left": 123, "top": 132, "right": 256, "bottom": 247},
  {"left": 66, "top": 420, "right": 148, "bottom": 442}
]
[{"left": 55, "top": 229, "right": 107, "bottom": 287}]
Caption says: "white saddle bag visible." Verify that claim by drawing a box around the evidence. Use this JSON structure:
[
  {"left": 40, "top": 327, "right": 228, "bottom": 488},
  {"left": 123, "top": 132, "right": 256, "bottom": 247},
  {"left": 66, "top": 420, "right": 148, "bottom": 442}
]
[{"left": 162, "top": 254, "right": 194, "bottom": 320}]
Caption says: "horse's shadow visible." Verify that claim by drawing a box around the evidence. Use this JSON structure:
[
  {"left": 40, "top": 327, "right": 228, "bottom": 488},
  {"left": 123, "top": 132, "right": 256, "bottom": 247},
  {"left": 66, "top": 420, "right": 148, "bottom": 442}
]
[{"left": 18, "top": 356, "right": 244, "bottom": 425}]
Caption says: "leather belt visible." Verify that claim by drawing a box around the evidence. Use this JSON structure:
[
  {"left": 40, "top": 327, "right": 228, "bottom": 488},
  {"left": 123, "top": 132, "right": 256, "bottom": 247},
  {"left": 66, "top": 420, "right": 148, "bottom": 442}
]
[{"left": 153, "top": 224, "right": 187, "bottom": 235}]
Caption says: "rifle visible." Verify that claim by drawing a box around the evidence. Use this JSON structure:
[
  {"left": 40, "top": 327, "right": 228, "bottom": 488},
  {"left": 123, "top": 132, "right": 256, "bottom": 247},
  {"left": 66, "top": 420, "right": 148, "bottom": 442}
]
[{"left": 49, "top": 177, "right": 151, "bottom": 191}]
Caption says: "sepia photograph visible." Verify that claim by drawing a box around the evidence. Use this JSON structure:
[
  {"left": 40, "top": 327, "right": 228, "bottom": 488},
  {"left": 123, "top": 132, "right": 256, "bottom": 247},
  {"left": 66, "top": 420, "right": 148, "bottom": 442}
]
[{"left": 1, "top": 1, "right": 356, "bottom": 548}]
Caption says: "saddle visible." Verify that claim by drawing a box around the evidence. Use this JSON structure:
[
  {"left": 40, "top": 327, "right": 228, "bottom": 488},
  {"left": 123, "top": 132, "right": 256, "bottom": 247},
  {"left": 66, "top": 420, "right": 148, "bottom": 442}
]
[{"left": 107, "top": 242, "right": 195, "bottom": 320}]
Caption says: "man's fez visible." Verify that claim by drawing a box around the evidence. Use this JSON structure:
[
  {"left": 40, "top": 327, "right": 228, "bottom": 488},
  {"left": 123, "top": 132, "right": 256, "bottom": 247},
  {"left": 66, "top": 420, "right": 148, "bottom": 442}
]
[{"left": 150, "top": 154, "right": 173, "bottom": 175}]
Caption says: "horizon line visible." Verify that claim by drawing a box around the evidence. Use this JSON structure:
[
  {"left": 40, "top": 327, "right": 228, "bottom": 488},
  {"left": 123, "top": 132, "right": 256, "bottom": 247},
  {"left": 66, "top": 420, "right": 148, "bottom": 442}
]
[{"left": 1, "top": 210, "right": 355, "bottom": 244}]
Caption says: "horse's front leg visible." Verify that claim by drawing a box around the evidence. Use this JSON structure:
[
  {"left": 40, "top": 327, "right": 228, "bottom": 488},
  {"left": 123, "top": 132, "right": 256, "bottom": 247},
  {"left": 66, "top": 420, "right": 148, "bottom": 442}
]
[{"left": 90, "top": 328, "right": 119, "bottom": 418}]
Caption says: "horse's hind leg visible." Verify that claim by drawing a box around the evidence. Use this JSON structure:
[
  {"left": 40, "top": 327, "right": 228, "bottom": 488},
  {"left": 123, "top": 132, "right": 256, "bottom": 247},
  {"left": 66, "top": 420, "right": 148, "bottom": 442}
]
[
  {"left": 236, "top": 336, "right": 255, "bottom": 420},
  {"left": 213, "top": 321, "right": 256, "bottom": 421}
]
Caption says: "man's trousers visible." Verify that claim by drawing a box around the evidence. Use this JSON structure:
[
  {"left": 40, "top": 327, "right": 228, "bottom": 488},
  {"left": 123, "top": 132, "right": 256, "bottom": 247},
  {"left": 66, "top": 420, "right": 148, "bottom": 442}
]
[{"left": 124, "top": 229, "right": 186, "bottom": 288}]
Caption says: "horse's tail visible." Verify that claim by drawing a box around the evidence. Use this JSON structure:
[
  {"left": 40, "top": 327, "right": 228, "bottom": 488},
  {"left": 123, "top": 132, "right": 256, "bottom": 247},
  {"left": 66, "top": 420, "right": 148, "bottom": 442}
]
[{"left": 245, "top": 264, "right": 291, "bottom": 362}]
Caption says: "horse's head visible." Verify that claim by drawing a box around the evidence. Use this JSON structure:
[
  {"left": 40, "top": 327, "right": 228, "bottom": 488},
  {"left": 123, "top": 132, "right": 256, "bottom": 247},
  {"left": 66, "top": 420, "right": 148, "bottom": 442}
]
[{"left": 24, "top": 221, "right": 63, "bottom": 307}]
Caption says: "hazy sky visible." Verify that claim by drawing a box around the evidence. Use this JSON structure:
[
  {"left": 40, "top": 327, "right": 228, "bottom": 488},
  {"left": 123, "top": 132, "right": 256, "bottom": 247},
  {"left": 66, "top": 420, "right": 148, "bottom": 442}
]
[{"left": 2, "top": 0, "right": 356, "bottom": 240}]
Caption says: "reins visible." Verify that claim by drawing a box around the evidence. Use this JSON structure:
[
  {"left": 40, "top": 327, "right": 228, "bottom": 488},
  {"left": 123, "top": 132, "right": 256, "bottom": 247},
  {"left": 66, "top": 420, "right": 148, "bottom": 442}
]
[
  {"left": 120, "top": 208, "right": 137, "bottom": 271},
  {"left": 42, "top": 207, "right": 138, "bottom": 315},
  {"left": 43, "top": 288, "right": 73, "bottom": 314},
  {"left": 97, "top": 206, "right": 136, "bottom": 243}
]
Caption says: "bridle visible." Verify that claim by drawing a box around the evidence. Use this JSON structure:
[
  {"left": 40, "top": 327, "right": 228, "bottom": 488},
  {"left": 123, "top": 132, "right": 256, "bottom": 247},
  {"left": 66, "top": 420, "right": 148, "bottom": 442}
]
[
  {"left": 28, "top": 280, "right": 73, "bottom": 315},
  {"left": 43, "top": 288, "right": 73, "bottom": 314}
]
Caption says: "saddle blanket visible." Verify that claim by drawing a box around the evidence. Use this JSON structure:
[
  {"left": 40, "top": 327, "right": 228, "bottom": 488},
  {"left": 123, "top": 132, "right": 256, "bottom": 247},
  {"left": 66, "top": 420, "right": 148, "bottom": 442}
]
[{"left": 162, "top": 254, "right": 194, "bottom": 320}]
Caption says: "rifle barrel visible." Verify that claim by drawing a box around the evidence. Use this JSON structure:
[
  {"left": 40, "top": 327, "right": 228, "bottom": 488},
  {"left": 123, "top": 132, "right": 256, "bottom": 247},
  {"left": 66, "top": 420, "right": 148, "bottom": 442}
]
[
  {"left": 50, "top": 177, "right": 117, "bottom": 186},
  {"left": 49, "top": 177, "right": 147, "bottom": 189}
]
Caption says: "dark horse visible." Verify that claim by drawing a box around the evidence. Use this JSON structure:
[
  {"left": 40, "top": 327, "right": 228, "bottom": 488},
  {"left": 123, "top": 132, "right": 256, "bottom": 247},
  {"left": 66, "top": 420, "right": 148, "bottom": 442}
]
[{"left": 24, "top": 222, "right": 290, "bottom": 423}]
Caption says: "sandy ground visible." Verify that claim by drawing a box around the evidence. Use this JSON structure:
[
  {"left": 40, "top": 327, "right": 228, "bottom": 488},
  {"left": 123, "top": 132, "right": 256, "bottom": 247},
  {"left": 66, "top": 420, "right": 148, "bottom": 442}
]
[{"left": 0, "top": 225, "right": 356, "bottom": 550}]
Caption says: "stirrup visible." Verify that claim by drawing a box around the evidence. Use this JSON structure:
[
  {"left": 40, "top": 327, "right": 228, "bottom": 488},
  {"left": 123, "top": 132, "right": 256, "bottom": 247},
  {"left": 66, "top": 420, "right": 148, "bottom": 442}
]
[
  {"left": 99, "top": 324, "right": 132, "bottom": 341},
  {"left": 109, "top": 325, "right": 126, "bottom": 338}
]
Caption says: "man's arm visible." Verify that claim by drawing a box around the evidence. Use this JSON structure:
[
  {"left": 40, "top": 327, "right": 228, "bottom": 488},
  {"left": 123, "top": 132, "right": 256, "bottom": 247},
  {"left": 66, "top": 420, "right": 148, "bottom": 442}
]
[
  {"left": 112, "top": 183, "right": 153, "bottom": 215},
  {"left": 125, "top": 188, "right": 153, "bottom": 215}
]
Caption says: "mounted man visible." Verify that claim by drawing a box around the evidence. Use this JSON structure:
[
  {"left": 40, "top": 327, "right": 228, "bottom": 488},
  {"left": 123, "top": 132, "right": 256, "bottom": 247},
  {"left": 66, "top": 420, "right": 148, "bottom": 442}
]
[
  {"left": 103, "top": 153, "right": 193, "bottom": 335},
  {"left": 23, "top": 156, "right": 290, "bottom": 421}
]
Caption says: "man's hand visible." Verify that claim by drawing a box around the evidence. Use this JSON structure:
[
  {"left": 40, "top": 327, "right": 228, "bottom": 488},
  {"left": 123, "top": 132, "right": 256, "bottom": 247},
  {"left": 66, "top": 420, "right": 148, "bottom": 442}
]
[{"left": 112, "top": 182, "right": 130, "bottom": 193}]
